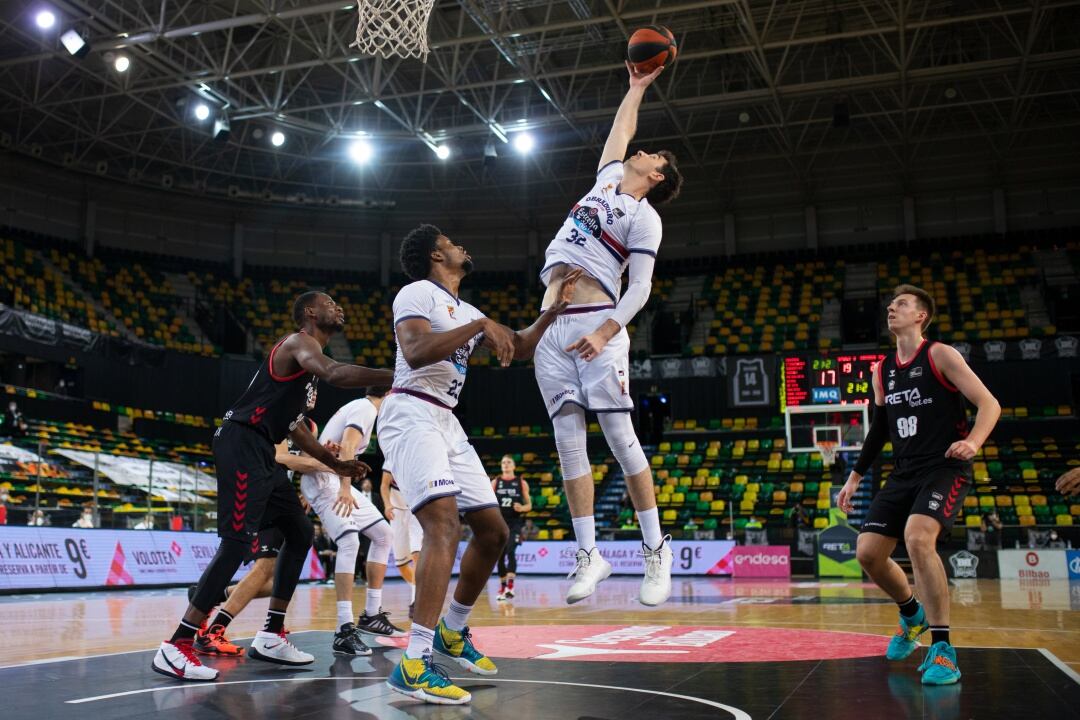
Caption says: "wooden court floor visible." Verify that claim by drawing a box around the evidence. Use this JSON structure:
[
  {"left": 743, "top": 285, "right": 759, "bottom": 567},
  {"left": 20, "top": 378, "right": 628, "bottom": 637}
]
[{"left": 2, "top": 576, "right": 1077, "bottom": 671}]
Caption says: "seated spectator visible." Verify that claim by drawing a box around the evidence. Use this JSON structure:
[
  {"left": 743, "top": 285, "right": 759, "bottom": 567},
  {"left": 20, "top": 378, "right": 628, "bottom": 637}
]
[
  {"left": 133, "top": 513, "right": 154, "bottom": 530},
  {"left": 521, "top": 518, "right": 539, "bottom": 541},
  {"left": 28, "top": 508, "right": 47, "bottom": 526},
  {"left": 1, "top": 401, "right": 28, "bottom": 440},
  {"left": 72, "top": 506, "right": 96, "bottom": 529},
  {"left": 980, "top": 512, "right": 1003, "bottom": 548},
  {"left": 1047, "top": 529, "right": 1066, "bottom": 549}
]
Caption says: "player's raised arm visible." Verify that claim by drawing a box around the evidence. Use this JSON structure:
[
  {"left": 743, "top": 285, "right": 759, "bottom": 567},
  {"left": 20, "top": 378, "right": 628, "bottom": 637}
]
[
  {"left": 929, "top": 343, "right": 1001, "bottom": 461},
  {"left": 598, "top": 62, "right": 664, "bottom": 170}
]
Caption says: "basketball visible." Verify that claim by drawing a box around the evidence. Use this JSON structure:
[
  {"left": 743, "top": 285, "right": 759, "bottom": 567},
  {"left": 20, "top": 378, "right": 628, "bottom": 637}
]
[{"left": 627, "top": 25, "right": 677, "bottom": 73}]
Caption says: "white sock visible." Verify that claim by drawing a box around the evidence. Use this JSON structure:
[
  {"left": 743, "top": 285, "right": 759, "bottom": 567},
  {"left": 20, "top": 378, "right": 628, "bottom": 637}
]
[
  {"left": 336, "top": 601, "right": 353, "bottom": 629},
  {"left": 637, "top": 507, "right": 663, "bottom": 549},
  {"left": 409, "top": 582, "right": 416, "bottom": 603},
  {"left": 572, "top": 515, "right": 596, "bottom": 552},
  {"left": 365, "top": 588, "right": 382, "bottom": 616},
  {"left": 406, "top": 623, "right": 435, "bottom": 659},
  {"left": 443, "top": 599, "right": 472, "bottom": 632}
]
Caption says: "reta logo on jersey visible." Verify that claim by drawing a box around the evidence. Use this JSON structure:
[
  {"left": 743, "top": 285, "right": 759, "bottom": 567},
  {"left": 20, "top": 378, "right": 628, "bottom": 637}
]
[{"left": 885, "top": 387, "right": 933, "bottom": 408}]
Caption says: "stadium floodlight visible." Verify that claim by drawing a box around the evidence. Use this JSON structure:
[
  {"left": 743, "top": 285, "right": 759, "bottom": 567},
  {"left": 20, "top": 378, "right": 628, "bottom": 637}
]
[
  {"left": 60, "top": 27, "right": 89, "bottom": 58},
  {"left": 512, "top": 132, "right": 534, "bottom": 155},
  {"left": 349, "top": 139, "right": 374, "bottom": 164},
  {"left": 435, "top": 145, "right": 450, "bottom": 160},
  {"left": 114, "top": 55, "right": 130, "bottom": 72},
  {"left": 35, "top": 10, "right": 56, "bottom": 29},
  {"left": 194, "top": 103, "right": 210, "bottom": 121},
  {"left": 271, "top": 131, "right": 286, "bottom": 147}
]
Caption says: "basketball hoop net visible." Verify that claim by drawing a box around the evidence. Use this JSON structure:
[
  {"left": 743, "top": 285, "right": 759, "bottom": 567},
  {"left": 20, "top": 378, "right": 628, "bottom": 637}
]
[
  {"left": 816, "top": 441, "right": 838, "bottom": 468},
  {"left": 349, "top": 0, "right": 435, "bottom": 61}
]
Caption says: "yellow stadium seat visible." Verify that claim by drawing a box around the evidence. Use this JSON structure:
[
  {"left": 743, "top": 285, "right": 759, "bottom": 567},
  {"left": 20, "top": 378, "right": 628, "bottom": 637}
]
[
  {"left": 816, "top": 499, "right": 830, "bottom": 510},
  {"left": 1016, "top": 505, "right": 1032, "bottom": 517},
  {"left": 657, "top": 493, "right": 671, "bottom": 506},
  {"left": 1055, "top": 515, "right": 1073, "bottom": 526},
  {"left": 1018, "top": 515, "right": 1035, "bottom": 527},
  {"left": 813, "top": 517, "right": 829, "bottom": 529},
  {"left": 710, "top": 500, "right": 725, "bottom": 512},
  {"left": 740, "top": 500, "right": 756, "bottom": 512},
  {"left": 662, "top": 509, "right": 677, "bottom": 522},
  {"left": 1032, "top": 495, "right": 1047, "bottom": 506},
  {"left": 965, "top": 515, "right": 982, "bottom": 527},
  {"left": 963, "top": 496, "right": 978, "bottom": 508}
]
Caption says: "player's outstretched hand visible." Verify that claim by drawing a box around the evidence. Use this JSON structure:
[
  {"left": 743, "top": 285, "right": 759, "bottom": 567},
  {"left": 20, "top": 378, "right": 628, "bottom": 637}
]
[
  {"left": 945, "top": 440, "right": 978, "bottom": 461},
  {"left": 837, "top": 471, "right": 861, "bottom": 514},
  {"left": 334, "top": 458, "right": 371, "bottom": 480},
  {"left": 1056, "top": 467, "right": 1080, "bottom": 497},
  {"left": 552, "top": 268, "right": 584, "bottom": 312},
  {"left": 384, "top": 505, "right": 395, "bottom": 522},
  {"left": 626, "top": 61, "right": 664, "bottom": 88},
  {"left": 483, "top": 319, "right": 516, "bottom": 367},
  {"left": 333, "top": 486, "right": 360, "bottom": 518}
]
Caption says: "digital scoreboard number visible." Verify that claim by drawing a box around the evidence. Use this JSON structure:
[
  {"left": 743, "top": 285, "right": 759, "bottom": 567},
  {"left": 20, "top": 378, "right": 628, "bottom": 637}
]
[{"left": 781, "top": 353, "right": 886, "bottom": 411}]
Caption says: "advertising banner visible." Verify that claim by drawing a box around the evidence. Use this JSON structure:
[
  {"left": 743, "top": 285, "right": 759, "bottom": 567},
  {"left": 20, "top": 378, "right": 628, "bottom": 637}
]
[
  {"left": 816, "top": 524, "right": 861, "bottom": 578},
  {"left": 731, "top": 546, "right": 791, "bottom": 578},
  {"left": 1068, "top": 550, "right": 1080, "bottom": 580},
  {"left": 494, "top": 540, "right": 736, "bottom": 576},
  {"left": 996, "top": 549, "right": 1070, "bottom": 580},
  {"left": 0, "top": 527, "right": 323, "bottom": 591}
]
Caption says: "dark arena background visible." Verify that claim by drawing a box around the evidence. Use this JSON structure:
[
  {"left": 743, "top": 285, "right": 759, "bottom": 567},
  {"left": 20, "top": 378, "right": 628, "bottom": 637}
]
[{"left": 1, "top": 1, "right": 1079, "bottom": 718}]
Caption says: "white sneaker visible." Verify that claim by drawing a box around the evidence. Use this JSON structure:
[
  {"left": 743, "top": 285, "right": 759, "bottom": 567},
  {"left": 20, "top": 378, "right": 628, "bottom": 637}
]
[
  {"left": 247, "top": 630, "right": 315, "bottom": 666},
  {"left": 152, "top": 639, "right": 219, "bottom": 681},
  {"left": 639, "top": 535, "right": 673, "bottom": 606},
  {"left": 566, "top": 547, "right": 612, "bottom": 604}
]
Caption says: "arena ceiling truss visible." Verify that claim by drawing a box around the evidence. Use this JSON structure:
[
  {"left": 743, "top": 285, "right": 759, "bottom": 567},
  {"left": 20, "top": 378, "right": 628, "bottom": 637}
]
[{"left": 1, "top": 0, "right": 1079, "bottom": 221}]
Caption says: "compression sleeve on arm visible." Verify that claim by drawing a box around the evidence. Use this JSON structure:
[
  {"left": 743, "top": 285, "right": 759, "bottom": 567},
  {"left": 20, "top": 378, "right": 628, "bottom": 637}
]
[
  {"left": 609, "top": 251, "right": 655, "bottom": 329},
  {"left": 853, "top": 405, "right": 888, "bottom": 476}
]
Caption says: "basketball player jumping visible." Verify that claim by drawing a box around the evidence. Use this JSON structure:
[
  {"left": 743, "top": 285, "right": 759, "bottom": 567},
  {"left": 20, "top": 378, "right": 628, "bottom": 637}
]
[
  {"left": 380, "top": 466, "right": 423, "bottom": 618},
  {"left": 534, "top": 61, "right": 684, "bottom": 606},
  {"left": 838, "top": 284, "right": 1001, "bottom": 685},
  {"left": 380, "top": 225, "right": 580, "bottom": 704},
  {"left": 153, "top": 292, "right": 391, "bottom": 682},
  {"left": 299, "top": 386, "right": 406, "bottom": 657}
]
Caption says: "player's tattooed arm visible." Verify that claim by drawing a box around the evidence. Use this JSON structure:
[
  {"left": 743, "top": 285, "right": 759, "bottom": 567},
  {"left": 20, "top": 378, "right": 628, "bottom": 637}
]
[
  {"left": 287, "top": 332, "right": 394, "bottom": 388},
  {"left": 931, "top": 343, "right": 1001, "bottom": 461},
  {"left": 493, "top": 268, "right": 583, "bottom": 362}
]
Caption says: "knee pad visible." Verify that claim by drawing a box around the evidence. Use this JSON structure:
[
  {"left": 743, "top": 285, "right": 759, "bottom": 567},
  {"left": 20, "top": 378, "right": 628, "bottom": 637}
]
[
  {"left": 334, "top": 530, "right": 361, "bottom": 575},
  {"left": 552, "top": 405, "right": 591, "bottom": 480},
  {"left": 598, "top": 412, "right": 649, "bottom": 477},
  {"left": 364, "top": 521, "right": 392, "bottom": 566}
]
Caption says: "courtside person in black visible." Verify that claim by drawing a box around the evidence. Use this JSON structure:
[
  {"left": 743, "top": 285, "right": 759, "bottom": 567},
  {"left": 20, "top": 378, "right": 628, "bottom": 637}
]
[
  {"left": 153, "top": 291, "right": 393, "bottom": 682},
  {"left": 837, "top": 284, "right": 1000, "bottom": 686},
  {"left": 492, "top": 454, "right": 532, "bottom": 600}
]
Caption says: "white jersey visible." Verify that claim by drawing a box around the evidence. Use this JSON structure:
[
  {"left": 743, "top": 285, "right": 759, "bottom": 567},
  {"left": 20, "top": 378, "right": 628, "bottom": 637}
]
[
  {"left": 540, "top": 161, "right": 663, "bottom": 302},
  {"left": 391, "top": 279, "right": 486, "bottom": 409},
  {"left": 318, "top": 398, "right": 378, "bottom": 455}
]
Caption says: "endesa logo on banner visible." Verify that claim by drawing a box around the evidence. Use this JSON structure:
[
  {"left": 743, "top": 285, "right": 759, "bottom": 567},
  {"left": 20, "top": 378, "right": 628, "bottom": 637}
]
[{"left": 731, "top": 546, "right": 790, "bottom": 578}]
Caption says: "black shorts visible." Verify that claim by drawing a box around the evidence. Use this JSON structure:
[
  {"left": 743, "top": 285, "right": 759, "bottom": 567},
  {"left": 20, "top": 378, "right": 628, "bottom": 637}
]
[
  {"left": 860, "top": 463, "right": 973, "bottom": 538},
  {"left": 213, "top": 421, "right": 307, "bottom": 542},
  {"left": 503, "top": 517, "right": 523, "bottom": 544},
  {"left": 246, "top": 527, "right": 285, "bottom": 563}
]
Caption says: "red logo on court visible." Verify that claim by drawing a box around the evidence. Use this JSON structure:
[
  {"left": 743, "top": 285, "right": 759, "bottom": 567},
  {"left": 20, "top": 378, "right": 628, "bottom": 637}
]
[
  {"left": 105, "top": 542, "right": 134, "bottom": 586},
  {"left": 1026, "top": 552, "right": 1040, "bottom": 567},
  {"left": 375, "top": 624, "right": 889, "bottom": 663}
]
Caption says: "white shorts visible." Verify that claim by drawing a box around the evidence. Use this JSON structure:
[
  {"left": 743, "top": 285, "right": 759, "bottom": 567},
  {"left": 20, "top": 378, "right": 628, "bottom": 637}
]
[
  {"left": 390, "top": 506, "right": 423, "bottom": 565},
  {"left": 378, "top": 392, "right": 498, "bottom": 513},
  {"left": 299, "top": 472, "right": 386, "bottom": 543},
  {"left": 534, "top": 306, "right": 633, "bottom": 418}
]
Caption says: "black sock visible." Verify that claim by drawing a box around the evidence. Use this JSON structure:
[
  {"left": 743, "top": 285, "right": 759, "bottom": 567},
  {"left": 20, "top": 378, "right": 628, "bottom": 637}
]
[
  {"left": 210, "top": 609, "right": 234, "bottom": 630},
  {"left": 897, "top": 595, "right": 921, "bottom": 618},
  {"left": 170, "top": 619, "right": 200, "bottom": 643},
  {"left": 264, "top": 609, "right": 286, "bottom": 634},
  {"left": 930, "top": 626, "right": 950, "bottom": 645}
]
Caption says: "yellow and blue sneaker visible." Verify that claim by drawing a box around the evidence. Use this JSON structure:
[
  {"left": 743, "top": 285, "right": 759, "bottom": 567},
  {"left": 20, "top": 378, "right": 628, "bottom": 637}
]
[
  {"left": 918, "top": 641, "right": 961, "bottom": 685},
  {"left": 886, "top": 605, "right": 927, "bottom": 660},
  {"left": 386, "top": 653, "right": 471, "bottom": 705},
  {"left": 433, "top": 620, "right": 498, "bottom": 676}
]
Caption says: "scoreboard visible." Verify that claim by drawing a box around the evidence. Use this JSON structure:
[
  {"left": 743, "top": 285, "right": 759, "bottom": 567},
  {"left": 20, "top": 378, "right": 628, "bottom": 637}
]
[{"left": 781, "top": 353, "right": 886, "bottom": 411}]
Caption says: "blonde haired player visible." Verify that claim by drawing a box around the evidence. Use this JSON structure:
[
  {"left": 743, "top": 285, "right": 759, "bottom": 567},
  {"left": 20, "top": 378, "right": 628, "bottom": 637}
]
[{"left": 534, "top": 61, "right": 684, "bottom": 606}]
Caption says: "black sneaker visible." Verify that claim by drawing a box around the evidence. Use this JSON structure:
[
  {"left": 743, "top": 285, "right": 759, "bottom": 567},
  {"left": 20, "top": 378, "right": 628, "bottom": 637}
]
[
  {"left": 333, "top": 623, "right": 372, "bottom": 656},
  {"left": 505, "top": 587, "right": 515, "bottom": 599},
  {"left": 356, "top": 609, "right": 405, "bottom": 637}
]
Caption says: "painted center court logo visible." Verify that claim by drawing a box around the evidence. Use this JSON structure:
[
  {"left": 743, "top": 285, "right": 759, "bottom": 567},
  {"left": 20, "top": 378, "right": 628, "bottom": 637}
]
[{"left": 375, "top": 624, "right": 889, "bottom": 663}]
